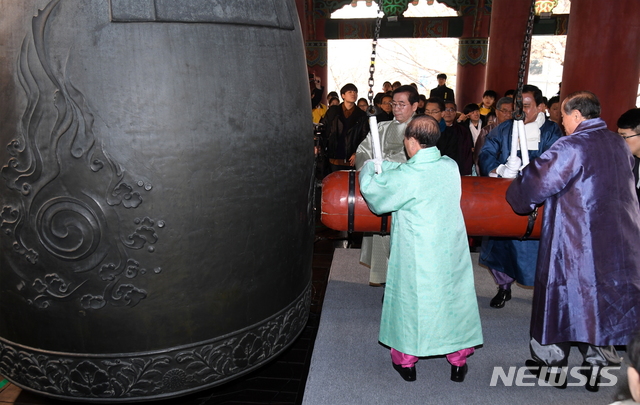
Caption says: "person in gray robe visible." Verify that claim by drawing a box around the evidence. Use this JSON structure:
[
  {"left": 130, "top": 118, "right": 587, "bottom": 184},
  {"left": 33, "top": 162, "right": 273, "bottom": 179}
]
[{"left": 355, "top": 85, "right": 418, "bottom": 286}]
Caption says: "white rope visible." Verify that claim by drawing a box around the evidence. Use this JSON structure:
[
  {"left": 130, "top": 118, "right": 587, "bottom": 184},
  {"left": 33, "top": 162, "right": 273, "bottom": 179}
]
[
  {"left": 512, "top": 119, "right": 529, "bottom": 169},
  {"left": 369, "top": 116, "right": 383, "bottom": 173}
]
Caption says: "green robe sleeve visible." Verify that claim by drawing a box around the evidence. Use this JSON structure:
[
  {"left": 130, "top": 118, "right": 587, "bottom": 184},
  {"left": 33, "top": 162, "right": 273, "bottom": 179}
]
[{"left": 359, "top": 160, "right": 406, "bottom": 215}]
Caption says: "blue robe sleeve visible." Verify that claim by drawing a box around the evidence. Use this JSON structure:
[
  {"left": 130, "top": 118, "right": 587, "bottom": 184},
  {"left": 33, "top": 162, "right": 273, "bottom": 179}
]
[
  {"left": 478, "top": 125, "right": 505, "bottom": 176},
  {"left": 359, "top": 160, "right": 406, "bottom": 215},
  {"left": 506, "top": 139, "right": 574, "bottom": 214}
]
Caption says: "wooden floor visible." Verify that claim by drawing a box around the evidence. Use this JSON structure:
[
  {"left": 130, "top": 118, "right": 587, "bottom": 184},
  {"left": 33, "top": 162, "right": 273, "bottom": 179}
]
[{"left": 0, "top": 181, "right": 362, "bottom": 405}]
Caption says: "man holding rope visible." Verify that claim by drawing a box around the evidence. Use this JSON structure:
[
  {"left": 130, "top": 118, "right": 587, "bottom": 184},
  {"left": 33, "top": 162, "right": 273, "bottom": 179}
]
[
  {"left": 506, "top": 91, "right": 640, "bottom": 391},
  {"left": 477, "top": 84, "right": 562, "bottom": 308}
]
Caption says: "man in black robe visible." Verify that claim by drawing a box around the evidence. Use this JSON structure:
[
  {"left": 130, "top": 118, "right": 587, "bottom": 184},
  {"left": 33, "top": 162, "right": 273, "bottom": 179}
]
[
  {"left": 435, "top": 100, "right": 473, "bottom": 175},
  {"left": 617, "top": 108, "right": 640, "bottom": 206},
  {"left": 429, "top": 73, "right": 455, "bottom": 104}
]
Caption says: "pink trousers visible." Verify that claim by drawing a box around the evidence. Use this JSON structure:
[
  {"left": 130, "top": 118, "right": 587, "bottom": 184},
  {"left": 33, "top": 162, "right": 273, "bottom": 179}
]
[{"left": 391, "top": 347, "right": 475, "bottom": 368}]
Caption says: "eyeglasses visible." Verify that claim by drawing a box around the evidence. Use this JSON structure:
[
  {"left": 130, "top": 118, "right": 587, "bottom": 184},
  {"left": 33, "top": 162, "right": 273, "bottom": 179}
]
[
  {"left": 497, "top": 109, "right": 513, "bottom": 114},
  {"left": 425, "top": 110, "right": 442, "bottom": 115},
  {"left": 444, "top": 108, "right": 456, "bottom": 112},
  {"left": 621, "top": 133, "right": 640, "bottom": 139},
  {"left": 390, "top": 102, "right": 409, "bottom": 108}
]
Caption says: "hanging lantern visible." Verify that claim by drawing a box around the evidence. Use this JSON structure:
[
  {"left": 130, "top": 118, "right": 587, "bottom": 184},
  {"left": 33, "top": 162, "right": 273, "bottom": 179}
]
[{"left": 380, "top": 0, "right": 411, "bottom": 17}]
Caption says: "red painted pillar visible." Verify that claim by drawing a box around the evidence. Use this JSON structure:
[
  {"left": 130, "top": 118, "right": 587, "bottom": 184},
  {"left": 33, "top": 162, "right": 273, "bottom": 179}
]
[
  {"left": 307, "top": 15, "right": 328, "bottom": 104},
  {"left": 295, "top": 0, "right": 328, "bottom": 104},
  {"left": 484, "top": 0, "right": 534, "bottom": 98},
  {"left": 455, "top": 5, "right": 490, "bottom": 108},
  {"left": 306, "top": 40, "right": 328, "bottom": 101},
  {"left": 561, "top": 0, "right": 640, "bottom": 130},
  {"left": 294, "top": 0, "right": 308, "bottom": 41},
  {"left": 456, "top": 37, "right": 489, "bottom": 108}
]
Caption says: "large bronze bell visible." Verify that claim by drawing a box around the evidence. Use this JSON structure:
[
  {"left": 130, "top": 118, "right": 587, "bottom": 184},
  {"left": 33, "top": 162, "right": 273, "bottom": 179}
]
[{"left": 0, "top": 0, "right": 314, "bottom": 401}]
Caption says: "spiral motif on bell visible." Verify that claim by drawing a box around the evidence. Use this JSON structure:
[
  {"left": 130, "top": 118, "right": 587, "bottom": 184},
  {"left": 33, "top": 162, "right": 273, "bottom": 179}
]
[{"left": 35, "top": 197, "right": 102, "bottom": 261}]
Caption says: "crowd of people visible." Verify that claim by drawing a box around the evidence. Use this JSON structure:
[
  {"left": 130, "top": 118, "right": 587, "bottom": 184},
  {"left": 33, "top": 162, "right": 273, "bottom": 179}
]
[
  {"left": 311, "top": 74, "right": 568, "bottom": 178},
  {"left": 310, "top": 73, "right": 640, "bottom": 402}
]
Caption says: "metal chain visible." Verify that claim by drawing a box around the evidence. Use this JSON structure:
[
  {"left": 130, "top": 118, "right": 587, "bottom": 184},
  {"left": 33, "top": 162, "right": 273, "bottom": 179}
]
[
  {"left": 513, "top": 0, "right": 537, "bottom": 121},
  {"left": 367, "top": 3, "right": 384, "bottom": 116}
]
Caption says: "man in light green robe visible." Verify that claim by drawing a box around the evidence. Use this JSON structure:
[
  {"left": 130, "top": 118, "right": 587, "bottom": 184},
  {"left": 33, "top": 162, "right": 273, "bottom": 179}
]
[
  {"left": 355, "top": 85, "right": 418, "bottom": 286},
  {"left": 359, "top": 115, "right": 483, "bottom": 382}
]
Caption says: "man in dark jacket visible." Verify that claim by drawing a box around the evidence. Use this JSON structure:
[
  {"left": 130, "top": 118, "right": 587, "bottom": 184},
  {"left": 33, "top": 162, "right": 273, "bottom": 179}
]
[{"left": 323, "top": 83, "right": 368, "bottom": 172}]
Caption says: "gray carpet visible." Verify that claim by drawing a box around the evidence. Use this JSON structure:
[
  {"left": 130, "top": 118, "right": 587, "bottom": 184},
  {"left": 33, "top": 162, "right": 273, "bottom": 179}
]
[{"left": 303, "top": 248, "right": 626, "bottom": 405}]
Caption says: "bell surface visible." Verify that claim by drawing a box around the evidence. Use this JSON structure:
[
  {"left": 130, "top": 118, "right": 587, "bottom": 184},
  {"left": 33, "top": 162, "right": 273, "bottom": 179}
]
[{"left": 0, "top": 0, "right": 314, "bottom": 401}]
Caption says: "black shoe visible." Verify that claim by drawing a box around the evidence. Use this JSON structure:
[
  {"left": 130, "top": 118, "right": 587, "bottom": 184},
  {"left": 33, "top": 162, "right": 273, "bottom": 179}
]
[
  {"left": 489, "top": 288, "right": 511, "bottom": 308},
  {"left": 525, "top": 359, "right": 567, "bottom": 389},
  {"left": 579, "top": 365, "right": 601, "bottom": 392},
  {"left": 450, "top": 364, "right": 468, "bottom": 382},
  {"left": 525, "top": 359, "right": 543, "bottom": 380},
  {"left": 392, "top": 363, "right": 416, "bottom": 382}
]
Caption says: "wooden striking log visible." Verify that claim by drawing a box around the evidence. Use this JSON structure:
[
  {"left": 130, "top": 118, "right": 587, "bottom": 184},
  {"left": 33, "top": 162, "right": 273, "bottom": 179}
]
[{"left": 320, "top": 170, "right": 543, "bottom": 238}]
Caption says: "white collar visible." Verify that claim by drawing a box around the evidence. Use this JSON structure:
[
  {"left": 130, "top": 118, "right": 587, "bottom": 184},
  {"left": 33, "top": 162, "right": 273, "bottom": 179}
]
[{"left": 520, "top": 112, "right": 545, "bottom": 150}]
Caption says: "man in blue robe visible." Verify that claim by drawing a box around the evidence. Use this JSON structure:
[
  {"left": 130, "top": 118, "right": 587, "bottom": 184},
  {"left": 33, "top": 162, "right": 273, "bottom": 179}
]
[
  {"left": 478, "top": 85, "right": 562, "bottom": 308},
  {"left": 506, "top": 91, "right": 640, "bottom": 391}
]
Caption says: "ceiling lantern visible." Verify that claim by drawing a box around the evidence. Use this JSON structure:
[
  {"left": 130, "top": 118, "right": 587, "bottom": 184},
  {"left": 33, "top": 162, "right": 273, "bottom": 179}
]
[{"left": 535, "top": 0, "right": 558, "bottom": 15}]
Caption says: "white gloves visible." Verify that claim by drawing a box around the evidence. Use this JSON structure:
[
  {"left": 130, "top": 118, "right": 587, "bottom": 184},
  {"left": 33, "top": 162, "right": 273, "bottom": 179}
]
[{"left": 495, "top": 156, "right": 522, "bottom": 178}]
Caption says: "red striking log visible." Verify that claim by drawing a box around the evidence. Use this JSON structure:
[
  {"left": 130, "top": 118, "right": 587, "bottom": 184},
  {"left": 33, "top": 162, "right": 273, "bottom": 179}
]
[{"left": 320, "top": 171, "right": 542, "bottom": 238}]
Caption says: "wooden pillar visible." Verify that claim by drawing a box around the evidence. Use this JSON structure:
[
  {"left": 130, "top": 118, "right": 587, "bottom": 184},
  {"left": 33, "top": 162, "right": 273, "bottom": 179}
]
[
  {"left": 296, "top": 0, "right": 328, "bottom": 104},
  {"left": 561, "top": 0, "right": 640, "bottom": 130},
  {"left": 294, "top": 0, "right": 309, "bottom": 41},
  {"left": 306, "top": 41, "right": 328, "bottom": 99},
  {"left": 484, "top": 0, "right": 534, "bottom": 98},
  {"left": 455, "top": 3, "right": 490, "bottom": 108},
  {"left": 456, "top": 37, "right": 489, "bottom": 108}
]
